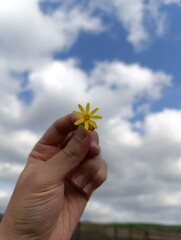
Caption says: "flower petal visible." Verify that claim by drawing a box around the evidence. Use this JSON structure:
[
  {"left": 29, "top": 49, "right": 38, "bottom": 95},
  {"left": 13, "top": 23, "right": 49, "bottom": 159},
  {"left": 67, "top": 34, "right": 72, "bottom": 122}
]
[
  {"left": 73, "top": 111, "right": 83, "bottom": 118},
  {"left": 74, "top": 103, "right": 102, "bottom": 130},
  {"left": 84, "top": 120, "right": 89, "bottom": 131},
  {"left": 86, "top": 102, "right": 90, "bottom": 114},
  {"left": 74, "top": 118, "right": 85, "bottom": 126},
  {"left": 90, "top": 107, "right": 99, "bottom": 115},
  {"left": 89, "top": 120, "right": 97, "bottom": 129},
  {"left": 78, "top": 104, "right": 86, "bottom": 114},
  {"left": 90, "top": 115, "right": 103, "bottom": 119}
]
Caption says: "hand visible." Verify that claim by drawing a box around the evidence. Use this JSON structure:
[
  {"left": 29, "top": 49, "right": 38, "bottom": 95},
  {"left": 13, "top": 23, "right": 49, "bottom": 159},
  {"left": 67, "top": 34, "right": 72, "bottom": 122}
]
[{"left": 0, "top": 113, "right": 107, "bottom": 240}]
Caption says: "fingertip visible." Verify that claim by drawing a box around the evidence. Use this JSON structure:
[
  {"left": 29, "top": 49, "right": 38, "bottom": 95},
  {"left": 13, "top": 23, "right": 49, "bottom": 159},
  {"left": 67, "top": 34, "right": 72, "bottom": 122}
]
[
  {"left": 91, "top": 130, "right": 99, "bottom": 144},
  {"left": 88, "top": 144, "right": 100, "bottom": 157},
  {"left": 88, "top": 130, "right": 100, "bottom": 157},
  {"left": 69, "top": 112, "right": 80, "bottom": 125},
  {"left": 75, "top": 125, "right": 88, "bottom": 140}
]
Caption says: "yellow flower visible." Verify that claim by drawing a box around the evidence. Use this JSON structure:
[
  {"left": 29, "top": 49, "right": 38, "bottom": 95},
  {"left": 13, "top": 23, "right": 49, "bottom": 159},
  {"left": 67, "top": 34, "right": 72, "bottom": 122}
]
[{"left": 73, "top": 103, "right": 103, "bottom": 130}]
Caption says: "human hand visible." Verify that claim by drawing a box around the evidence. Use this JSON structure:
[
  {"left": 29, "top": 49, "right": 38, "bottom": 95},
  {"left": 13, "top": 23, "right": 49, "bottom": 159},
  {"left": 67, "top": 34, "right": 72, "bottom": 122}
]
[{"left": 0, "top": 113, "right": 107, "bottom": 240}]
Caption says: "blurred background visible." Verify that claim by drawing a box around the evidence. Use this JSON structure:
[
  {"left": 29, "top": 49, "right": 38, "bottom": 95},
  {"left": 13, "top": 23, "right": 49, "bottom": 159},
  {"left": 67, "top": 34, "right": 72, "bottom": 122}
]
[{"left": 1, "top": 1, "right": 181, "bottom": 235}]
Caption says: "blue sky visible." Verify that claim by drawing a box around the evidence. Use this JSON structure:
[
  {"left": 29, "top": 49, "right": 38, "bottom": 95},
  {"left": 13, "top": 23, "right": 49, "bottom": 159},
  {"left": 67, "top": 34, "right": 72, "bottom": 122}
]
[
  {"left": 53, "top": 2, "right": 181, "bottom": 112},
  {"left": 1, "top": 0, "right": 181, "bottom": 224}
]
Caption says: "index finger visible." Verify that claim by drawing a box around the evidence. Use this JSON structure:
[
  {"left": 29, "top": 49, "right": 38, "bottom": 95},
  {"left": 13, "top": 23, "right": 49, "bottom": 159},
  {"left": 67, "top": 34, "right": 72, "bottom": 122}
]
[{"left": 39, "top": 113, "right": 78, "bottom": 146}]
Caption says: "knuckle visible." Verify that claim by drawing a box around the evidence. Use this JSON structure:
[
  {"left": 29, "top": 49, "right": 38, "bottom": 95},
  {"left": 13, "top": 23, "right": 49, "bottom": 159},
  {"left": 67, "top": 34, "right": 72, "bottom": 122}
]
[
  {"left": 80, "top": 156, "right": 102, "bottom": 176},
  {"left": 92, "top": 130, "right": 99, "bottom": 144},
  {"left": 95, "top": 168, "right": 107, "bottom": 186},
  {"left": 98, "top": 170, "right": 107, "bottom": 184},
  {"left": 99, "top": 160, "right": 108, "bottom": 182},
  {"left": 87, "top": 159, "right": 100, "bottom": 173}
]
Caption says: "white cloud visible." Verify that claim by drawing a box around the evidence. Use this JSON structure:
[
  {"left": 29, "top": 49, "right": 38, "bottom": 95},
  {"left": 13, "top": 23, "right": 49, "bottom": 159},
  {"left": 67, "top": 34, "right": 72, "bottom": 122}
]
[
  {"left": 143, "top": 109, "right": 181, "bottom": 144},
  {"left": 82, "top": 201, "right": 118, "bottom": 222},
  {"left": 0, "top": 163, "right": 23, "bottom": 182},
  {"left": 87, "top": 0, "right": 149, "bottom": 51},
  {"left": 0, "top": 0, "right": 104, "bottom": 71},
  {"left": 89, "top": 107, "right": 181, "bottom": 223},
  {"left": 89, "top": 61, "right": 171, "bottom": 119},
  {"left": 0, "top": 129, "right": 38, "bottom": 160},
  {"left": 0, "top": 186, "right": 14, "bottom": 213},
  {"left": 21, "top": 59, "right": 89, "bottom": 130},
  {"left": 146, "top": 0, "right": 168, "bottom": 37},
  {"left": 90, "top": 61, "right": 171, "bottom": 97},
  {"left": 89, "top": 0, "right": 181, "bottom": 50},
  {"left": 107, "top": 118, "right": 143, "bottom": 148},
  {"left": 109, "top": 0, "right": 149, "bottom": 50},
  {"left": 0, "top": 191, "right": 8, "bottom": 199}
]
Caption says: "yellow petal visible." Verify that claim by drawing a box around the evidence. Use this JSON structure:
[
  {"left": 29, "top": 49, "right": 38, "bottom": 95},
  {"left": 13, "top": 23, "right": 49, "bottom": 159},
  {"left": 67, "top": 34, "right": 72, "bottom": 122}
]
[
  {"left": 84, "top": 120, "right": 89, "bottom": 130},
  {"left": 74, "top": 118, "right": 85, "bottom": 126},
  {"left": 86, "top": 102, "right": 90, "bottom": 114},
  {"left": 90, "top": 107, "right": 99, "bottom": 115},
  {"left": 89, "top": 120, "right": 97, "bottom": 129},
  {"left": 90, "top": 115, "right": 103, "bottom": 119},
  {"left": 78, "top": 104, "right": 86, "bottom": 114},
  {"left": 73, "top": 111, "right": 83, "bottom": 118}
]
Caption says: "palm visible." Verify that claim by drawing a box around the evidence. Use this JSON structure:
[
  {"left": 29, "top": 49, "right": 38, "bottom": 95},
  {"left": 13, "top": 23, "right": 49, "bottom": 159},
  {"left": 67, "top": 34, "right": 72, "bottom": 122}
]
[
  {"left": 51, "top": 181, "right": 87, "bottom": 239},
  {"left": 27, "top": 143, "right": 88, "bottom": 240}
]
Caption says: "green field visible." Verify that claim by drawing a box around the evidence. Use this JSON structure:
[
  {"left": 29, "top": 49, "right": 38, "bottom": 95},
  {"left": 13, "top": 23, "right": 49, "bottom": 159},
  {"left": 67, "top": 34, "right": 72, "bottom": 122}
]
[{"left": 71, "top": 222, "right": 181, "bottom": 240}]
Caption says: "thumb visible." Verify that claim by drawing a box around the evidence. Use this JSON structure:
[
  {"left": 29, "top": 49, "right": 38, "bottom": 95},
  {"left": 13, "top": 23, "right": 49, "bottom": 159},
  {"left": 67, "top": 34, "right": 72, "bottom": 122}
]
[{"left": 49, "top": 125, "right": 92, "bottom": 179}]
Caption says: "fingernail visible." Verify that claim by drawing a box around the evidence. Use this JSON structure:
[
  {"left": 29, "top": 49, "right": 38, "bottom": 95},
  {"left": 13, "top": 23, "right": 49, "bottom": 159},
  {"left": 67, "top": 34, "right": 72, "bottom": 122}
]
[
  {"left": 75, "top": 126, "right": 88, "bottom": 140},
  {"left": 72, "top": 174, "right": 85, "bottom": 187},
  {"left": 91, "top": 139, "right": 99, "bottom": 148},
  {"left": 91, "top": 140, "right": 100, "bottom": 154},
  {"left": 83, "top": 183, "right": 92, "bottom": 194}
]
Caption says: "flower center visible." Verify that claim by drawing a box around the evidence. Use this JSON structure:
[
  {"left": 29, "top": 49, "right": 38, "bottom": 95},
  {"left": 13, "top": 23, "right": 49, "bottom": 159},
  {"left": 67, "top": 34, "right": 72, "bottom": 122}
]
[{"left": 84, "top": 114, "right": 90, "bottom": 120}]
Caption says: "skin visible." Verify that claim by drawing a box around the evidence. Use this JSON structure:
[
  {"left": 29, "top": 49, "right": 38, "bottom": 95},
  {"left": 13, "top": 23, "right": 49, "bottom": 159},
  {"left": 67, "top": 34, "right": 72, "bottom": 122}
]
[{"left": 0, "top": 113, "right": 107, "bottom": 240}]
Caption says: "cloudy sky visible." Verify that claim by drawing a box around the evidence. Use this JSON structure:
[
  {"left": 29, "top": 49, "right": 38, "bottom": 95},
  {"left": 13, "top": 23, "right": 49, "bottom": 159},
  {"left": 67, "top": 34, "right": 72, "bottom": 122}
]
[{"left": 1, "top": 0, "right": 181, "bottom": 225}]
